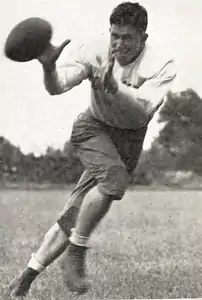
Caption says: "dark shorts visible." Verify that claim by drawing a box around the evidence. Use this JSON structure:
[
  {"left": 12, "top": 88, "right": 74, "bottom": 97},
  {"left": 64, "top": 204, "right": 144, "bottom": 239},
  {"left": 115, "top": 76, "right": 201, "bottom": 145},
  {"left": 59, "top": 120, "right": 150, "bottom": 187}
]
[{"left": 57, "top": 109, "right": 147, "bottom": 233}]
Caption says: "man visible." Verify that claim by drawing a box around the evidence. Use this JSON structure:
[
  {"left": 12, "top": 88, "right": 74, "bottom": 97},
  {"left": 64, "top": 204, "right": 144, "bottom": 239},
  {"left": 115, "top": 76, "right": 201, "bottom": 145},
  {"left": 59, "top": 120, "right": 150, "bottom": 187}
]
[{"left": 10, "top": 2, "right": 176, "bottom": 297}]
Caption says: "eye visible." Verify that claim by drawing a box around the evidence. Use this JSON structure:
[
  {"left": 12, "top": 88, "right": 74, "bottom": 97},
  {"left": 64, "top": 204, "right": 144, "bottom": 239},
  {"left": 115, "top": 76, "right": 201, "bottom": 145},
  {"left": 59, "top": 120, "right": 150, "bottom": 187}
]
[
  {"left": 111, "top": 33, "right": 119, "bottom": 39},
  {"left": 122, "top": 35, "right": 132, "bottom": 41}
]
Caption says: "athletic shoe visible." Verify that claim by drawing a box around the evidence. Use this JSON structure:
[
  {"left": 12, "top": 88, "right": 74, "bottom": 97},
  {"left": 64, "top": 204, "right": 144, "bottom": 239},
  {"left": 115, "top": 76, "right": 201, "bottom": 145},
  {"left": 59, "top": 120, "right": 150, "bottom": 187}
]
[
  {"left": 9, "top": 267, "right": 38, "bottom": 298},
  {"left": 60, "top": 242, "right": 90, "bottom": 294}
]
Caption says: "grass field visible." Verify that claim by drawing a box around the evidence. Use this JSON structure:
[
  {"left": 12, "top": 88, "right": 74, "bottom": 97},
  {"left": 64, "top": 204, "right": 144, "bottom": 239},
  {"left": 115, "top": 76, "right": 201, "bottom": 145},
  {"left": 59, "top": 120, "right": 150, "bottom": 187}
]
[{"left": 1, "top": 188, "right": 202, "bottom": 299}]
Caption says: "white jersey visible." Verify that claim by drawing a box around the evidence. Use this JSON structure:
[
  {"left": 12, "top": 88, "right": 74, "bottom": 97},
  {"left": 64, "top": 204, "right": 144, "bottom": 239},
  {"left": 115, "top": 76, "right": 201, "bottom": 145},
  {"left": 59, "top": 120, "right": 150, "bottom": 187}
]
[{"left": 53, "top": 38, "right": 177, "bottom": 130}]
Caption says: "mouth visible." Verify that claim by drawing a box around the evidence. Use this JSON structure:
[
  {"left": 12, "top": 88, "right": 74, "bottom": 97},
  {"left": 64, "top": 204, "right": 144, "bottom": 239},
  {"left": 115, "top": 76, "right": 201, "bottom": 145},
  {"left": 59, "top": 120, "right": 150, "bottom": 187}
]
[
  {"left": 116, "top": 48, "right": 129, "bottom": 55},
  {"left": 116, "top": 49, "right": 130, "bottom": 58}
]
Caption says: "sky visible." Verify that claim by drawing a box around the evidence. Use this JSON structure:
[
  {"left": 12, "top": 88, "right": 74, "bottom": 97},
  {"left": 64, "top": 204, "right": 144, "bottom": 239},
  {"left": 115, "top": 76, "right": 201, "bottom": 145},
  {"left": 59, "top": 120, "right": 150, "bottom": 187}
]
[{"left": 0, "top": 0, "right": 202, "bottom": 155}]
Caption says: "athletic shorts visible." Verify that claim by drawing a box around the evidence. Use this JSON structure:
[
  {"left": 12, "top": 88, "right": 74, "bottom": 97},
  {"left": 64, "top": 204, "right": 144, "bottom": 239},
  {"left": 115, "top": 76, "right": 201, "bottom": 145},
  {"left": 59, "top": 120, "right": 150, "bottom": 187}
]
[{"left": 57, "top": 109, "right": 147, "bottom": 233}]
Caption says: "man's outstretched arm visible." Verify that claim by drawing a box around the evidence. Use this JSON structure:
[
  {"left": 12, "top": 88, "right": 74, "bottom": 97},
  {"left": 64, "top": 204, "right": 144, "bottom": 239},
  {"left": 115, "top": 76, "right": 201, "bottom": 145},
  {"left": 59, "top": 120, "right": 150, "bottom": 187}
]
[
  {"left": 38, "top": 41, "right": 91, "bottom": 95},
  {"left": 42, "top": 61, "right": 91, "bottom": 95}
]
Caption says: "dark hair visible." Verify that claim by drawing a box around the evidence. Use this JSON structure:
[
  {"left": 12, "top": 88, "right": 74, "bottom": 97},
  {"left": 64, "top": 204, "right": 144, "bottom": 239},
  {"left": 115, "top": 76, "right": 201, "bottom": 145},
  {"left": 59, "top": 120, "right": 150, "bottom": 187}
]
[{"left": 110, "top": 2, "right": 148, "bottom": 32}]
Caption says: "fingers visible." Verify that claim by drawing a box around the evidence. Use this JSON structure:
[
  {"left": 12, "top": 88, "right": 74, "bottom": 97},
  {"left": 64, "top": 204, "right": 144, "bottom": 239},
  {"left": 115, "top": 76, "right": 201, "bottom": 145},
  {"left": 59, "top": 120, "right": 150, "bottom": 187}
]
[
  {"left": 104, "top": 49, "right": 116, "bottom": 88},
  {"left": 107, "top": 49, "right": 116, "bottom": 73},
  {"left": 92, "top": 75, "right": 107, "bottom": 91},
  {"left": 91, "top": 46, "right": 117, "bottom": 93},
  {"left": 108, "top": 56, "right": 115, "bottom": 73},
  {"left": 37, "top": 42, "right": 54, "bottom": 61},
  {"left": 59, "top": 39, "right": 71, "bottom": 52},
  {"left": 37, "top": 39, "right": 71, "bottom": 66},
  {"left": 57, "top": 39, "right": 71, "bottom": 57}
]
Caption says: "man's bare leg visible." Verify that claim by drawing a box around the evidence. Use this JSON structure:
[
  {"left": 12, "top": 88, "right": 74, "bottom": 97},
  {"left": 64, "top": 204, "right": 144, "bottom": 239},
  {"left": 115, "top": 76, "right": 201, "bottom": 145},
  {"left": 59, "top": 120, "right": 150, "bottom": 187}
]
[
  {"left": 61, "top": 186, "right": 113, "bottom": 294},
  {"left": 74, "top": 188, "right": 112, "bottom": 236},
  {"left": 34, "top": 223, "right": 69, "bottom": 267},
  {"left": 9, "top": 170, "right": 95, "bottom": 298},
  {"left": 9, "top": 207, "right": 78, "bottom": 298}
]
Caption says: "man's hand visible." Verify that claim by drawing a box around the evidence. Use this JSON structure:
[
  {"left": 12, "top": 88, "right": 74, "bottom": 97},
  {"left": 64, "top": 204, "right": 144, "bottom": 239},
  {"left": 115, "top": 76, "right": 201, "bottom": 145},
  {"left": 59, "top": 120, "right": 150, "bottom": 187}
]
[
  {"left": 37, "top": 39, "right": 71, "bottom": 71},
  {"left": 92, "top": 48, "right": 118, "bottom": 94}
]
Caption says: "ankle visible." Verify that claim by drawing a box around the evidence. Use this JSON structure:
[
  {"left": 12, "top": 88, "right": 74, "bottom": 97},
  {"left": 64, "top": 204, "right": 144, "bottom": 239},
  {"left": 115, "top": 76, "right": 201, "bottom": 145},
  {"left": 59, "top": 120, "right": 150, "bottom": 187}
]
[
  {"left": 69, "top": 229, "right": 90, "bottom": 248},
  {"left": 68, "top": 241, "right": 88, "bottom": 253},
  {"left": 21, "top": 267, "right": 39, "bottom": 279},
  {"left": 28, "top": 253, "right": 46, "bottom": 273}
]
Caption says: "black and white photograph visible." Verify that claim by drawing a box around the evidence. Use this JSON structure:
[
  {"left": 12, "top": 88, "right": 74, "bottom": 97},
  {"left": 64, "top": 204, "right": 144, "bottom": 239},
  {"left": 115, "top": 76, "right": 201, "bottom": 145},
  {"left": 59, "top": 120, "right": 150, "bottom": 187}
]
[{"left": 1, "top": 0, "right": 202, "bottom": 299}]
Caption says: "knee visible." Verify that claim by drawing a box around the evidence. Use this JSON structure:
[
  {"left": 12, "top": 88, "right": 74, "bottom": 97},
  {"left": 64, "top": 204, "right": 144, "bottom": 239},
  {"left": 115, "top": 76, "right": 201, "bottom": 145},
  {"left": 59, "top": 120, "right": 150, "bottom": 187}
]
[
  {"left": 57, "top": 206, "right": 78, "bottom": 237},
  {"left": 98, "top": 165, "right": 129, "bottom": 200}
]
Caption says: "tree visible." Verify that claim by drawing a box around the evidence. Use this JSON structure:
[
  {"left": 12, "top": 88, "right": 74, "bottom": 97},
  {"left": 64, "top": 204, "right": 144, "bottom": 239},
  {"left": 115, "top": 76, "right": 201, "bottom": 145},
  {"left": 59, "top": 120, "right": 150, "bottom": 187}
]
[{"left": 148, "top": 89, "right": 202, "bottom": 175}]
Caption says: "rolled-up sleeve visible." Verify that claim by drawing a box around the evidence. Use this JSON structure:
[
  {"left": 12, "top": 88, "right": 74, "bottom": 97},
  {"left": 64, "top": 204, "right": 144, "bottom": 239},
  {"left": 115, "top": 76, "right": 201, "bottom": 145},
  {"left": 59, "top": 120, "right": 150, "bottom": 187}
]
[
  {"left": 54, "top": 61, "right": 91, "bottom": 92},
  {"left": 53, "top": 45, "right": 92, "bottom": 93},
  {"left": 116, "top": 59, "right": 177, "bottom": 117}
]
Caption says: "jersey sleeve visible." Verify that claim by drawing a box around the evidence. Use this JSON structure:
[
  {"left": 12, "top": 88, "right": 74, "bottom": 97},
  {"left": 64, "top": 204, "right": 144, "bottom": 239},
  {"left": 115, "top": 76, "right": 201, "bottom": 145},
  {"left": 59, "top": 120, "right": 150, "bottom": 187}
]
[
  {"left": 136, "top": 59, "right": 177, "bottom": 115},
  {"left": 116, "top": 59, "right": 177, "bottom": 117},
  {"left": 53, "top": 43, "right": 92, "bottom": 92}
]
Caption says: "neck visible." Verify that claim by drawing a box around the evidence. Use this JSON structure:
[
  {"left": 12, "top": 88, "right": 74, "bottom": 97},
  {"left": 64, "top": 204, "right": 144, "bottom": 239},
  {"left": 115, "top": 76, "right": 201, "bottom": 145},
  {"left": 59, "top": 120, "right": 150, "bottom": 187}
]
[{"left": 130, "top": 46, "right": 145, "bottom": 63}]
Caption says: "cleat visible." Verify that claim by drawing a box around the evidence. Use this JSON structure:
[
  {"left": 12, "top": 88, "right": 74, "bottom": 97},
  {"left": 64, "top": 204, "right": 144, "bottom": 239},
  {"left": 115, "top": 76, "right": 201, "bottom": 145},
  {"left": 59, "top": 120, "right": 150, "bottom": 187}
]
[
  {"left": 9, "top": 268, "right": 38, "bottom": 298},
  {"left": 60, "top": 243, "right": 90, "bottom": 294}
]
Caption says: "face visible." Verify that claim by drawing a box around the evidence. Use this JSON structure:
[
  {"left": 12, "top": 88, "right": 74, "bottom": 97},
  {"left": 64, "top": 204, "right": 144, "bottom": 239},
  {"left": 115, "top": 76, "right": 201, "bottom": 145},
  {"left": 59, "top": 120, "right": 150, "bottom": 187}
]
[{"left": 110, "top": 24, "right": 147, "bottom": 66}]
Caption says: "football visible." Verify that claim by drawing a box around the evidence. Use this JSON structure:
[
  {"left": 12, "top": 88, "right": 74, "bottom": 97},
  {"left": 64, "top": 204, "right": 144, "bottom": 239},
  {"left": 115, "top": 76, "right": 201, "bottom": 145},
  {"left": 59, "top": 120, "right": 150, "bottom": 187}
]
[{"left": 4, "top": 17, "right": 52, "bottom": 62}]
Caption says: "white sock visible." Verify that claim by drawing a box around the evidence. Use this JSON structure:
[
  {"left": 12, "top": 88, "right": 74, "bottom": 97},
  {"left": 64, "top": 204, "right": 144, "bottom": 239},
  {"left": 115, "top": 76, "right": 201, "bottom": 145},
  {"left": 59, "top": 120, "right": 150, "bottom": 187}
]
[
  {"left": 28, "top": 253, "right": 46, "bottom": 273},
  {"left": 69, "top": 228, "right": 89, "bottom": 247}
]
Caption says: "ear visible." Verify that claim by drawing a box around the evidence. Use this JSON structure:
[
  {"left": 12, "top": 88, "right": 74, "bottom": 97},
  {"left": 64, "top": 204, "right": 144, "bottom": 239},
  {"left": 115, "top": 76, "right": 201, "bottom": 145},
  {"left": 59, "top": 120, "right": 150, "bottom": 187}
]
[{"left": 144, "top": 33, "right": 148, "bottom": 42}]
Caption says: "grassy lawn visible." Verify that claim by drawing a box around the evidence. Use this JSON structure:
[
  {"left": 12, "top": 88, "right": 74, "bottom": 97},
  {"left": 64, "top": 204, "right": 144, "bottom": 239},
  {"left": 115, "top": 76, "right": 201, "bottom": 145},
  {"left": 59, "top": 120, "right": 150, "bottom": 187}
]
[{"left": 1, "top": 189, "right": 202, "bottom": 299}]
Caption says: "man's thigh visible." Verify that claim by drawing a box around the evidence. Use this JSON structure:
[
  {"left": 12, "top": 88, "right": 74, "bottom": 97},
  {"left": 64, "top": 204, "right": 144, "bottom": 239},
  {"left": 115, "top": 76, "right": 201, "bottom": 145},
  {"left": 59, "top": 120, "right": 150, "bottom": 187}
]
[
  {"left": 57, "top": 114, "right": 146, "bottom": 234},
  {"left": 71, "top": 110, "right": 125, "bottom": 173},
  {"left": 109, "top": 126, "right": 148, "bottom": 174},
  {"left": 58, "top": 170, "right": 96, "bottom": 216},
  {"left": 70, "top": 111, "right": 128, "bottom": 199}
]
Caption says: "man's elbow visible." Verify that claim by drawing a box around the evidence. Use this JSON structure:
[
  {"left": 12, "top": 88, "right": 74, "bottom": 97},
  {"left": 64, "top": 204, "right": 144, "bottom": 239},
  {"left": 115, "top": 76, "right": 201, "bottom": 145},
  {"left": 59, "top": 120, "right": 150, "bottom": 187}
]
[
  {"left": 47, "top": 90, "right": 61, "bottom": 96},
  {"left": 45, "top": 87, "right": 63, "bottom": 96}
]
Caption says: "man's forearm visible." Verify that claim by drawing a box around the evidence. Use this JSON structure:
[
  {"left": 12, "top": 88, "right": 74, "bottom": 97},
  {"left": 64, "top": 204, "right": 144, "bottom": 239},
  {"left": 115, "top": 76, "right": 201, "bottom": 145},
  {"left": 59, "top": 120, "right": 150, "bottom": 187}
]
[{"left": 43, "top": 64, "right": 64, "bottom": 95}]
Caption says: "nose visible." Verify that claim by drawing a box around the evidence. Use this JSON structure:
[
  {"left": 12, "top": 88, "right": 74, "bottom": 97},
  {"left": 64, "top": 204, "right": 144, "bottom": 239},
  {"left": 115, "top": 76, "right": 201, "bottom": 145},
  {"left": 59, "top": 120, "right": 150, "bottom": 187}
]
[
  {"left": 116, "top": 38, "right": 123, "bottom": 48},
  {"left": 114, "top": 38, "right": 127, "bottom": 51}
]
